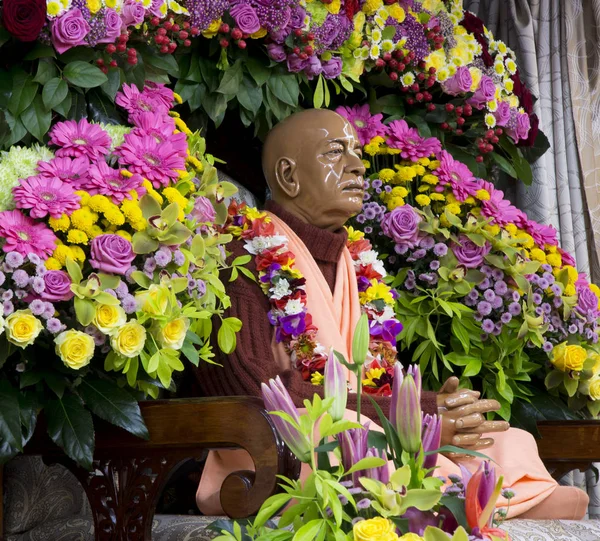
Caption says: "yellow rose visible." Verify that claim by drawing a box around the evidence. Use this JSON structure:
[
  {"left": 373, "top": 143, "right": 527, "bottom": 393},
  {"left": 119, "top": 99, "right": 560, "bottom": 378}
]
[
  {"left": 353, "top": 518, "right": 398, "bottom": 541},
  {"left": 551, "top": 343, "right": 586, "bottom": 372},
  {"left": 591, "top": 353, "right": 600, "bottom": 375},
  {"left": 588, "top": 376, "right": 600, "bottom": 401},
  {"left": 136, "top": 284, "right": 169, "bottom": 315},
  {"left": 55, "top": 330, "right": 95, "bottom": 370},
  {"left": 111, "top": 320, "right": 146, "bottom": 358},
  {"left": 154, "top": 317, "right": 190, "bottom": 350},
  {"left": 6, "top": 310, "right": 42, "bottom": 349},
  {"left": 93, "top": 303, "right": 126, "bottom": 334},
  {"left": 399, "top": 535, "right": 425, "bottom": 541}
]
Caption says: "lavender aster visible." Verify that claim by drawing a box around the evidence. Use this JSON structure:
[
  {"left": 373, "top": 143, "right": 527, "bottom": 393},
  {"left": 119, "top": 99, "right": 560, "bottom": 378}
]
[
  {"left": 6, "top": 252, "right": 24, "bottom": 268},
  {"left": 477, "top": 301, "right": 492, "bottom": 316},
  {"left": 30, "top": 299, "right": 45, "bottom": 316},
  {"left": 12, "top": 270, "right": 29, "bottom": 288}
]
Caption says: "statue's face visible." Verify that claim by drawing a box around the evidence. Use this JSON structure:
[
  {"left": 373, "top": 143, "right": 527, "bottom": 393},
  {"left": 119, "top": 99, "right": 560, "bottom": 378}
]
[{"left": 293, "top": 115, "right": 366, "bottom": 230}]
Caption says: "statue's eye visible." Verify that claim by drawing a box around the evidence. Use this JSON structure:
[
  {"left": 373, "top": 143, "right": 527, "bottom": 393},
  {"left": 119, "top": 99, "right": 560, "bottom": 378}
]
[{"left": 327, "top": 147, "right": 343, "bottom": 156}]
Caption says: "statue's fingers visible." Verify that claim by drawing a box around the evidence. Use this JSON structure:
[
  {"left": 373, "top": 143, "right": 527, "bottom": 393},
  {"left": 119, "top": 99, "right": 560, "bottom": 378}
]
[
  {"left": 443, "top": 390, "right": 480, "bottom": 409},
  {"left": 458, "top": 421, "right": 509, "bottom": 434},
  {"left": 460, "top": 437, "right": 495, "bottom": 450},
  {"left": 455, "top": 412, "right": 484, "bottom": 429},
  {"left": 454, "top": 399, "right": 501, "bottom": 416},
  {"left": 439, "top": 376, "right": 460, "bottom": 394},
  {"left": 451, "top": 433, "right": 481, "bottom": 446}
]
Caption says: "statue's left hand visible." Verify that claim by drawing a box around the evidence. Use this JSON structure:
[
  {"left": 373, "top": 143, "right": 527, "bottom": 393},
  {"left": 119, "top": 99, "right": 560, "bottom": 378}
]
[{"left": 437, "top": 377, "right": 509, "bottom": 458}]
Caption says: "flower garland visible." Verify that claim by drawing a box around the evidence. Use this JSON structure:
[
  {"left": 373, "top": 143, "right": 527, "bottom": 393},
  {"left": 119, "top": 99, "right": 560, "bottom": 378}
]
[{"left": 226, "top": 203, "right": 403, "bottom": 395}]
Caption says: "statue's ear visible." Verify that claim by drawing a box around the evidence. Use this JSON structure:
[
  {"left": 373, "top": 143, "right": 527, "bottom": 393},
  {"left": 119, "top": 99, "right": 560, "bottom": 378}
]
[{"left": 274, "top": 156, "right": 300, "bottom": 198}]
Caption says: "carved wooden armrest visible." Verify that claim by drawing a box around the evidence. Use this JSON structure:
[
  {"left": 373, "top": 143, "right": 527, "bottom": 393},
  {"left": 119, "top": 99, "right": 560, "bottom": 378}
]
[
  {"left": 537, "top": 420, "right": 600, "bottom": 480},
  {"left": 19, "top": 397, "right": 300, "bottom": 541}
]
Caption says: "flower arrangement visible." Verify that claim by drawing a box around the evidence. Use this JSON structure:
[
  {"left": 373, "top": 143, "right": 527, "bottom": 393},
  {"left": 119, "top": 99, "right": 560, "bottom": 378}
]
[
  {"left": 223, "top": 203, "right": 401, "bottom": 396},
  {"left": 0, "top": 82, "right": 242, "bottom": 468},
  {"left": 349, "top": 107, "right": 600, "bottom": 421},
  {"left": 209, "top": 326, "right": 512, "bottom": 541}
]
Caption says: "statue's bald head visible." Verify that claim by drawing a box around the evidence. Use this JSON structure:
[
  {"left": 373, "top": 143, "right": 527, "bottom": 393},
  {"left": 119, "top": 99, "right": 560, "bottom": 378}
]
[{"left": 261, "top": 109, "right": 366, "bottom": 231}]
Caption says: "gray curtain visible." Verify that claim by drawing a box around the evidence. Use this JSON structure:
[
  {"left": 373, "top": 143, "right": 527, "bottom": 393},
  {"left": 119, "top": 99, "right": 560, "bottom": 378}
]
[{"left": 462, "top": 0, "right": 600, "bottom": 517}]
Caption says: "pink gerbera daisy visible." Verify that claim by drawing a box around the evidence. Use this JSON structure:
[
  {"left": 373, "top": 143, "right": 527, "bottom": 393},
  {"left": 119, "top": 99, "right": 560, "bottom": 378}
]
[
  {"left": 114, "top": 133, "right": 186, "bottom": 188},
  {"left": 335, "top": 104, "right": 387, "bottom": 146},
  {"left": 116, "top": 83, "right": 169, "bottom": 119},
  {"left": 49, "top": 119, "right": 111, "bottom": 161},
  {"left": 386, "top": 120, "right": 442, "bottom": 162},
  {"left": 0, "top": 210, "right": 58, "bottom": 258},
  {"left": 143, "top": 82, "right": 175, "bottom": 110},
  {"left": 130, "top": 111, "right": 176, "bottom": 143},
  {"left": 434, "top": 151, "right": 479, "bottom": 201},
  {"left": 37, "top": 156, "right": 90, "bottom": 186},
  {"left": 13, "top": 176, "right": 81, "bottom": 219},
  {"left": 81, "top": 161, "right": 146, "bottom": 204},
  {"left": 478, "top": 180, "right": 523, "bottom": 226},
  {"left": 523, "top": 218, "right": 558, "bottom": 247}
]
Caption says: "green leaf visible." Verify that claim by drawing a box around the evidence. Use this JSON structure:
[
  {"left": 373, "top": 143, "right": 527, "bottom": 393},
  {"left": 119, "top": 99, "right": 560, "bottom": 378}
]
[
  {"left": 58, "top": 47, "right": 96, "bottom": 64},
  {"left": 292, "top": 519, "right": 324, "bottom": 541},
  {"left": 203, "top": 92, "right": 228, "bottom": 127},
  {"left": 439, "top": 495, "right": 468, "bottom": 529},
  {"left": 53, "top": 91, "right": 72, "bottom": 118},
  {"left": 87, "top": 88, "right": 123, "bottom": 125},
  {"left": 46, "top": 394, "right": 95, "bottom": 470},
  {"left": 0, "top": 380, "right": 23, "bottom": 453},
  {"left": 79, "top": 379, "right": 149, "bottom": 440},
  {"left": 490, "top": 151, "right": 518, "bottom": 179},
  {"left": 237, "top": 76, "right": 262, "bottom": 115},
  {"left": 181, "top": 340, "right": 200, "bottom": 366},
  {"left": 42, "top": 78, "right": 69, "bottom": 110},
  {"left": 406, "top": 113, "right": 432, "bottom": 138},
  {"left": 8, "top": 74, "right": 38, "bottom": 116},
  {"left": 101, "top": 68, "right": 122, "bottom": 101},
  {"left": 74, "top": 297, "right": 95, "bottom": 326},
  {"left": 33, "top": 59, "right": 58, "bottom": 85},
  {"left": 144, "top": 52, "right": 179, "bottom": 77},
  {"left": 217, "top": 60, "right": 243, "bottom": 95},
  {"left": 253, "top": 492, "right": 293, "bottom": 529},
  {"left": 217, "top": 317, "right": 240, "bottom": 354},
  {"left": 463, "top": 357, "right": 482, "bottom": 377},
  {"left": 345, "top": 456, "right": 386, "bottom": 475},
  {"left": 24, "top": 44, "right": 56, "bottom": 61},
  {"left": 313, "top": 75, "right": 324, "bottom": 108},
  {"left": 267, "top": 72, "right": 299, "bottom": 107},
  {"left": 21, "top": 95, "right": 51, "bottom": 142},
  {"left": 63, "top": 61, "right": 108, "bottom": 88},
  {"left": 246, "top": 56, "right": 271, "bottom": 86}
]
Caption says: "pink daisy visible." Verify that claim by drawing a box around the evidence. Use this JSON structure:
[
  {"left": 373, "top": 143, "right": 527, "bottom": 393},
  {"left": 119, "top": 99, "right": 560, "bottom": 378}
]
[
  {"left": 37, "top": 156, "right": 90, "bottom": 186},
  {"left": 144, "top": 82, "right": 175, "bottom": 110},
  {"left": 116, "top": 83, "right": 169, "bottom": 118},
  {"left": 115, "top": 133, "right": 186, "bottom": 188},
  {"left": 386, "top": 120, "right": 442, "bottom": 162},
  {"left": 335, "top": 104, "right": 387, "bottom": 146},
  {"left": 478, "top": 180, "right": 523, "bottom": 226},
  {"left": 130, "top": 111, "right": 176, "bottom": 143},
  {"left": 13, "top": 176, "right": 80, "bottom": 219},
  {"left": 81, "top": 161, "right": 146, "bottom": 204},
  {"left": 0, "top": 210, "right": 58, "bottom": 258},
  {"left": 434, "top": 151, "right": 479, "bottom": 201},
  {"left": 49, "top": 119, "right": 111, "bottom": 161}
]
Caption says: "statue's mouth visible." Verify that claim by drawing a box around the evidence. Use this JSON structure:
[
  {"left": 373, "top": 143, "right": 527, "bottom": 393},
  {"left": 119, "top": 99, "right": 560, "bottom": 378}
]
[{"left": 341, "top": 180, "right": 364, "bottom": 194}]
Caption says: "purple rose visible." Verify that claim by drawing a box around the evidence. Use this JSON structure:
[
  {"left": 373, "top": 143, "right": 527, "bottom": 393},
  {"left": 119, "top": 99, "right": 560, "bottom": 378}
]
[
  {"left": 40, "top": 270, "right": 74, "bottom": 302},
  {"left": 577, "top": 286, "right": 599, "bottom": 315},
  {"left": 289, "top": 5, "right": 306, "bottom": 28},
  {"left": 442, "top": 66, "right": 472, "bottom": 96},
  {"left": 381, "top": 206, "right": 421, "bottom": 249},
  {"left": 121, "top": 1, "right": 145, "bottom": 26},
  {"left": 51, "top": 9, "right": 90, "bottom": 54},
  {"left": 451, "top": 235, "right": 491, "bottom": 268},
  {"left": 266, "top": 43, "right": 287, "bottom": 63},
  {"left": 467, "top": 75, "right": 496, "bottom": 109},
  {"left": 98, "top": 8, "right": 122, "bottom": 43},
  {"left": 303, "top": 55, "right": 322, "bottom": 80},
  {"left": 90, "top": 234, "right": 136, "bottom": 275},
  {"left": 287, "top": 53, "right": 307, "bottom": 73},
  {"left": 493, "top": 101, "right": 511, "bottom": 127},
  {"left": 229, "top": 3, "right": 260, "bottom": 34},
  {"left": 506, "top": 111, "right": 531, "bottom": 143},
  {"left": 190, "top": 196, "right": 216, "bottom": 223},
  {"left": 322, "top": 57, "right": 342, "bottom": 79}
]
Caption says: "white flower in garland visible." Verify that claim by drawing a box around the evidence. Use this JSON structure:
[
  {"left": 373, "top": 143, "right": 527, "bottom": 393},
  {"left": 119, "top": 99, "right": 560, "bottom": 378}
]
[
  {"left": 358, "top": 250, "right": 387, "bottom": 278},
  {"left": 270, "top": 279, "right": 291, "bottom": 300},
  {"left": 244, "top": 235, "right": 287, "bottom": 255},
  {"left": 284, "top": 299, "right": 304, "bottom": 316}
]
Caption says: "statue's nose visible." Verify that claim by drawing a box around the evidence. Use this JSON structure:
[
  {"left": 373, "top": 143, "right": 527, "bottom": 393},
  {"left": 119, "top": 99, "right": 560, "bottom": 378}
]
[{"left": 346, "top": 153, "right": 366, "bottom": 177}]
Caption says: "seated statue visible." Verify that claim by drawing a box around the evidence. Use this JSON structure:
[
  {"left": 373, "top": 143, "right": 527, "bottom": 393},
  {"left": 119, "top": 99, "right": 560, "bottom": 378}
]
[{"left": 193, "top": 109, "right": 588, "bottom": 520}]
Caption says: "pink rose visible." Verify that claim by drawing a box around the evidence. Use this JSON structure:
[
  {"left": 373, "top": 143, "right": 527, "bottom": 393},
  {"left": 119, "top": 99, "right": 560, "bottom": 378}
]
[
  {"left": 381, "top": 206, "right": 421, "bottom": 250},
  {"left": 90, "top": 234, "right": 135, "bottom": 275},
  {"left": 40, "top": 270, "right": 74, "bottom": 302},
  {"left": 98, "top": 8, "right": 122, "bottom": 43},
  {"left": 493, "top": 101, "right": 511, "bottom": 127},
  {"left": 190, "top": 196, "right": 216, "bottom": 223},
  {"left": 467, "top": 75, "right": 496, "bottom": 109},
  {"left": 51, "top": 9, "right": 90, "bottom": 54},
  {"left": 121, "top": 0, "right": 145, "bottom": 26},
  {"left": 451, "top": 235, "right": 491, "bottom": 268},
  {"left": 442, "top": 66, "right": 472, "bottom": 96}
]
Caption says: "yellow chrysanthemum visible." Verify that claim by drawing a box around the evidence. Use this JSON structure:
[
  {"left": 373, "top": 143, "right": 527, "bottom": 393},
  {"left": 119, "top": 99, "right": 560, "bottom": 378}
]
[
  {"left": 115, "top": 230, "right": 132, "bottom": 241},
  {"left": 88, "top": 194, "right": 111, "bottom": 213},
  {"left": 564, "top": 265, "right": 578, "bottom": 285},
  {"left": 545, "top": 244, "right": 558, "bottom": 254},
  {"left": 430, "top": 193, "right": 445, "bottom": 201},
  {"left": 565, "top": 284, "right": 576, "bottom": 297},
  {"left": 86, "top": 0, "right": 101, "bottom": 13},
  {"left": 530, "top": 248, "right": 547, "bottom": 264},
  {"left": 379, "top": 168, "right": 395, "bottom": 182},
  {"left": 75, "top": 190, "right": 91, "bottom": 206},
  {"left": 475, "top": 189, "right": 490, "bottom": 201},
  {"left": 392, "top": 186, "right": 409, "bottom": 198},
  {"left": 445, "top": 203, "right": 461, "bottom": 215},
  {"left": 505, "top": 223, "right": 518, "bottom": 235},
  {"left": 387, "top": 3, "right": 405, "bottom": 21},
  {"left": 104, "top": 207, "right": 125, "bottom": 226},
  {"left": 362, "top": 159, "right": 371, "bottom": 169},
  {"left": 394, "top": 166, "right": 417, "bottom": 183},
  {"left": 67, "top": 229, "right": 89, "bottom": 245},
  {"left": 49, "top": 214, "right": 71, "bottom": 232},
  {"left": 53, "top": 244, "right": 74, "bottom": 265},
  {"left": 89, "top": 225, "right": 105, "bottom": 238},
  {"left": 69, "top": 245, "right": 86, "bottom": 263},
  {"left": 422, "top": 174, "right": 438, "bottom": 185},
  {"left": 70, "top": 207, "right": 98, "bottom": 233},
  {"left": 362, "top": 0, "right": 383, "bottom": 15},
  {"left": 387, "top": 197, "right": 405, "bottom": 210},
  {"left": 484, "top": 224, "right": 501, "bottom": 236},
  {"left": 130, "top": 219, "right": 147, "bottom": 231},
  {"left": 415, "top": 195, "right": 431, "bottom": 206},
  {"left": 547, "top": 253, "right": 562, "bottom": 268},
  {"left": 428, "top": 160, "right": 440, "bottom": 170},
  {"left": 45, "top": 257, "right": 62, "bottom": 270},
  {"left": 417, "top": 184, "right": 430, "bottom": 193}
]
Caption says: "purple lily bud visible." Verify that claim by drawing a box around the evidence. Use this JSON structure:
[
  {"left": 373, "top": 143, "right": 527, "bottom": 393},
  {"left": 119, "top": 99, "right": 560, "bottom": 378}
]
[
  {"left": 420, "top": 413, "right": 442, "bottom": 473},
  {"left": 324, "top": 349, "right": 347, "bottom": 422},
  {"left": 396, "top": 374, "right": 422, "bottom": 454},
  {"left": 389, "top": 363, "right": 404, "bottom": 428},
  {"left": 365, "top": 447, "right": 390, "bottom": 484},
  {"left": 337, "top": 423, "right": 369, "bottom": 485},
  {"left": 478, "top": 461, "right": 497, "bottom": 522},
  {"left": 261, "top": 377, "right": 313, "bottom": 463},
  {"left": 407, "top": 364, "right": 422, "bottom": 398}
]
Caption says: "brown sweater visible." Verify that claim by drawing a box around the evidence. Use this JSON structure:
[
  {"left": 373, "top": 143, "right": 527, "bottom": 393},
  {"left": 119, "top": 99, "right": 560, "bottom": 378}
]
[{"left": 193, "top": 200, "right": 438, "bottom": 420}]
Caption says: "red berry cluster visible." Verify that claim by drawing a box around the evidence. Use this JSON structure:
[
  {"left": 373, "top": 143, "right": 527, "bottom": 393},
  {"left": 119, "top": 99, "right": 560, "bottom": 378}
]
[
  {"left": 439, "top": 103, "right": 474, "bottom": 135},
  {"left": 217, "top": 23, "right": 249, "bottom": 50},
  {"left": 149, "top": 16, "right": 196, "bottom": 54},
  {"left": 475, "top": 128, "right": 503, "bottom": 161},
  {"left": 96, "top": 31, "right": 137, "bottom": 72},
  {"left": 425, "top": 24, "right": 445, "bottom": 51},
  {"left": 289, "top": 28, "right": 316, "bottom": 58}
]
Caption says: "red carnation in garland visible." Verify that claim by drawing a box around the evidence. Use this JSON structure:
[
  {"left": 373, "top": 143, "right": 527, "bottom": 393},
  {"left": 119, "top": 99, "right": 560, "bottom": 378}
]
[
  {"left": 345, "top": 0, "right": 360, "bottom": 20},
  {"left": 255, "top": 248, "right": 295, "bottom": 271},
  {"left": 2, "top": 0, "right": 46, "bottom": 41}
]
